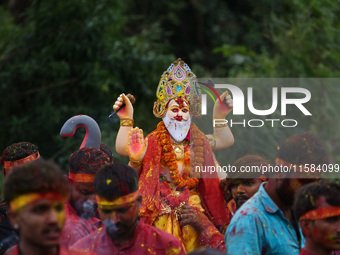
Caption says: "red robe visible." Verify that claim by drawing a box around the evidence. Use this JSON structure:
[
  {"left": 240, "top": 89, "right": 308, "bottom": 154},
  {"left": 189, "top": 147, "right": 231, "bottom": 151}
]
[
  {"left": 195, "top": 200, "right": 236, "bottom": 251},
  {"left": 299, "top": 249, "right": 312, "bottom": 255},
  {"left": 59, "top": 202, "right": 101, "bottom": 248},
  {"left": 139, "top": 125, "right": 231, "bottom": 229},
  {"left": 199, "top": 225, "right": 225, "bottom": 251},
  {"left": 71, "top": 219, "right": 185, "bottom": 255},
  {"left": 6, "top": 246, "right": 96, "bottom": 255}
]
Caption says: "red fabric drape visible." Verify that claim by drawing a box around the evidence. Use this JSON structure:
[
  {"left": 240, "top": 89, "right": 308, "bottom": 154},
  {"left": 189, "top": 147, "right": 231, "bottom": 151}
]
[{"left": 138, "top": 123, "right": 230, "bottom": 228}]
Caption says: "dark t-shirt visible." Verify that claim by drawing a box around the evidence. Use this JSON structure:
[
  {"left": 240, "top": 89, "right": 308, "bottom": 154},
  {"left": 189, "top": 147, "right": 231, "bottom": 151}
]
[{"left": 0, "top": 201, "right": 19, "bottom": 254}]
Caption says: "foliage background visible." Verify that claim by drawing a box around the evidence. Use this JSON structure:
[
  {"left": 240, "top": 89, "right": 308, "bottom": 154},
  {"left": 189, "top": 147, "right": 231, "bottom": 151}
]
[{"left": 1, "top": 0, "right": 340, "bottom": 195}]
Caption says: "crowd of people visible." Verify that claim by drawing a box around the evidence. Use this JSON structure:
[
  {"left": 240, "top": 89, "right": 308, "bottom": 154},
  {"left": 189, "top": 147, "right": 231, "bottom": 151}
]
[{"left": 0, "top": 59, "right": 339, "bottom": 255}]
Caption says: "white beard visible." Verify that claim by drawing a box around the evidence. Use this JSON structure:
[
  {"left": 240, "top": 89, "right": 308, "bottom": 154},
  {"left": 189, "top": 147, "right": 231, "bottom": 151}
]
[{"left": 163, "top": 113, "right": 191, "bottom": 143}]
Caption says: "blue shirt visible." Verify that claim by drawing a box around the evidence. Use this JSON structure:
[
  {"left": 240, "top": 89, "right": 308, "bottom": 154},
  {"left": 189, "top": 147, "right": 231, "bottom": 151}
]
[{"left": 225, "top": 183, "right": 304, "bottom": 255}]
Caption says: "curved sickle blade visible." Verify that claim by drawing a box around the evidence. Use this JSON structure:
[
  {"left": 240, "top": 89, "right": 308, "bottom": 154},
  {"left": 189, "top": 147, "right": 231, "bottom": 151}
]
[{"left": 60, "top": 115, "right": 101, "bottom": 149}]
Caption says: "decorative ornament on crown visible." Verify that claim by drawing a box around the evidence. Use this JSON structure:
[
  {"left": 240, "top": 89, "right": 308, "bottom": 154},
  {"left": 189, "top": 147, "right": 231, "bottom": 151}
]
[{"left": 153, "top": 58, "right": 202, "bottom": 118}]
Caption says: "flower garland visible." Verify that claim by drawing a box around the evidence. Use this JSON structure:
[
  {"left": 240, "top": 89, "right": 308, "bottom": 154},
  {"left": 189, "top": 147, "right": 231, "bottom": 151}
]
[{"left": 157, "top": 121, "right": 204, "bottom": 189}]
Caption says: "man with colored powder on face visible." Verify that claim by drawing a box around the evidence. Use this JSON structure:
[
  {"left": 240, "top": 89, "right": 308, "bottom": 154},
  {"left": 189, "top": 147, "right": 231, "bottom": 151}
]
[
  {"left": 225, "top": 155, "right": 270, "bottom": 213},
  {"left": 59, "top": 148, "right": 111, "bottom": 248},
  {"left": 175, "top": 155, "right": 269, "bottom": 252},
  {"left": 294, "top": 181, "right": 340, "bottom": 255},
  {"left": 71, "top": 163, "right": 185, "bottom": 255},
  {"left": 4, "top": 159, "right": 96, "bottom": 255},
  {"left": 225, "top": 131, "right": 329, "bottom": 255},
  {"left": 0, "top": 142, "right": 41, "bottom": 254}
]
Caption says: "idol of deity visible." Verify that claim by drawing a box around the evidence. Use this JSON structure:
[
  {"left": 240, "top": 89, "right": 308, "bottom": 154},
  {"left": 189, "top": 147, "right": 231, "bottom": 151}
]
[{"left": 113, "top": 58, "right": 234, "bottom": 252}]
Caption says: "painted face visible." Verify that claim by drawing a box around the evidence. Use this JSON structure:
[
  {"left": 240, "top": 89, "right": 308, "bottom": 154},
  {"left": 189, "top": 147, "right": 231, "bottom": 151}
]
[
  {"left": 163, "top": 99, "right": 191, "bottom": 143},
  {"left": 230, "top": 178, "right": 263, "bottom": 209},
  {"left": 167, "top": 99, "right": 190, "bottom": 121},
  {"left": 69, "top": 182, "right": 97, "bottom": 219},
  {"left": 12, "top": 198, "right": 65, "bottom": 248},
  {"left": 308, "top": 196, "right": 340, "bottom": 251},
  {"left": 99, "top": 198, "right": 140, "bottom": 241}
]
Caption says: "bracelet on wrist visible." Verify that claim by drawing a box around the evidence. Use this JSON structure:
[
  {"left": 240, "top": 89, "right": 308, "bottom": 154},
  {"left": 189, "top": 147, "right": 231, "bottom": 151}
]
[
  {"left": 120, "top": 118, "right": 134, "bottom": 127},
  {"left": 214, "top": 121, "right": 228, "bottom": 128},
  {"left": 129, "top": 159, "right": 142, "bottom": 168}
]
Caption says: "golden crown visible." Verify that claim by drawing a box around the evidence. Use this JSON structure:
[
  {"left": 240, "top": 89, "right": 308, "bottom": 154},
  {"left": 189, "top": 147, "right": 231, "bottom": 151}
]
[{"left": 153, "top": 58, "right": 202, "bottom": 118}]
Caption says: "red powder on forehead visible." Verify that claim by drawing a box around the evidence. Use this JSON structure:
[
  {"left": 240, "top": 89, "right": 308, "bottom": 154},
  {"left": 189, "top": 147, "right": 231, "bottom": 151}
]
[
  {"left": 175, "top": 98, "right": 184, "bottom": 108},
  {"left": 164, "top": 97, "right": 188, "bottom": 110}
]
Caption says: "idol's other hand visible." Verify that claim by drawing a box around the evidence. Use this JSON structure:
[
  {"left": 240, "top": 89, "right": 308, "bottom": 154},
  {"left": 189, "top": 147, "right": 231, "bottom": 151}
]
[{"left": 213, "top": 91, "right": 233, "bottom": 119}]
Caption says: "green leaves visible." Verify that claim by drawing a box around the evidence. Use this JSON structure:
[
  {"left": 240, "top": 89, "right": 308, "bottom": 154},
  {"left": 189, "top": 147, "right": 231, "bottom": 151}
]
[{"left": 0, "top": 0, "right": 340, "bottom": 186}]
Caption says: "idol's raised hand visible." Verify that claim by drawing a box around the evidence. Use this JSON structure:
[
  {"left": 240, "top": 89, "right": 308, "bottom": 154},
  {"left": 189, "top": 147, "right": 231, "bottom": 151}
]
[
  {"left": 113, "top": 93, "right": 134, "bottom": 119},
  {"left": 128, "top": 127, "right": 148, "bottom": 162}
]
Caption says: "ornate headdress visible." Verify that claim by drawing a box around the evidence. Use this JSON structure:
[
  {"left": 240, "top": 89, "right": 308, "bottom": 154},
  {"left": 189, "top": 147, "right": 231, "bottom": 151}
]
[{"left": 153, "top": 58, "right": 202, "bottom": 118}]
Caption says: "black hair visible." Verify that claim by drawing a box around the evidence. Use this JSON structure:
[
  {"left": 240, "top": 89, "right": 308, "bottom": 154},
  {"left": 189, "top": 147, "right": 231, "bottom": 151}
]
[
  {"left": 293, "top": 181, "right": 340, "bottom": 220},
  {"left": 69, "top": 148, "right": 111, "bottom": 175},
  {"left": 4, "top": 159, "right": 70, "bottom": 205},
  {"left": 100, "top": 143, "right": 114, "bottom": 163},
  {"left": 94, "top": 163, "right": 138, "bottom": 200},
  {"left": 277, "top": 131, "right": 328, "bottom": 165},
  {"left": 226, "top": 154, "right": 270, "bottom": 190},
  {"left": 1, "top": 142, "right": 39, "bottom": 165}
]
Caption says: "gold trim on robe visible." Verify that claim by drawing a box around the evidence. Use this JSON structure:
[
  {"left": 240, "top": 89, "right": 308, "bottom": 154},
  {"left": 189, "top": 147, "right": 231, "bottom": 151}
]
[{"left": 153, "top": 189, "right": 204, "bottom": 253}]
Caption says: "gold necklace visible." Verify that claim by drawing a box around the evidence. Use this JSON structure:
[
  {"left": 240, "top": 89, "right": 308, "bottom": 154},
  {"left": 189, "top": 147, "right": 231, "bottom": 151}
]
[{"left": 172, "top": 141, "right": 189, "bottom": 160}]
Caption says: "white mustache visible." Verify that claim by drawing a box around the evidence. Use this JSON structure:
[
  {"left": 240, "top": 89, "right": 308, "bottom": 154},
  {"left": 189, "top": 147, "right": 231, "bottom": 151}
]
[{"left": 171, "top": 117, "right": 189, "bottom": 121}]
